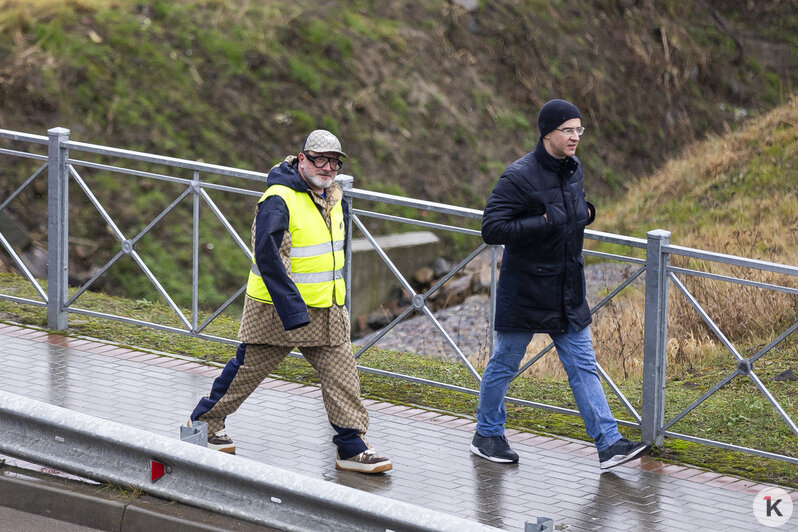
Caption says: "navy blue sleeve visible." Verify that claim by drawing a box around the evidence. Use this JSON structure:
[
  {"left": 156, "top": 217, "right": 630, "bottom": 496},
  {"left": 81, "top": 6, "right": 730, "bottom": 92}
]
[
  {"left": 481, "top": 174, "right": 547, "bottom": 246},
  {"left": 341, "top": 195, "right": 350, "bottom": 256},
  {"left": 253, "top": 196, "right": 310, "bottom": 330}
]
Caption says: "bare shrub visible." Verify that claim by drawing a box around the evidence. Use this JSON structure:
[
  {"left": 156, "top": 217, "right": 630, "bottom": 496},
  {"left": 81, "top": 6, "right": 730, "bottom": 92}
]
[
  {"left": 508, "top": 257, "right": 796, "bottom": 383},
  {"left": 668, "top": 262, "right": 797, "bottom": 350},
  {"left": 592, "top": 296, "right": 645, "bottom": 380},
  {"left": 515, "top": 335, "right": 566, "bottom": 380}
]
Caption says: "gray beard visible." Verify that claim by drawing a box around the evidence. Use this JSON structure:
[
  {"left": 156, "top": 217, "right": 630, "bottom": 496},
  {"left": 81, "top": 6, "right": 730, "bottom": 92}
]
[{"left": 307, "top": 174, "right": 333, "bottom": 190}]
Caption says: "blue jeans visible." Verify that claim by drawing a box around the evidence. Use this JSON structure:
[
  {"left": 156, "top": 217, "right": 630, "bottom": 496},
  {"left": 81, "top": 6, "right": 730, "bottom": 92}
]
[{"left": 476, "top": 326, "right": 622, "bottom": 452}]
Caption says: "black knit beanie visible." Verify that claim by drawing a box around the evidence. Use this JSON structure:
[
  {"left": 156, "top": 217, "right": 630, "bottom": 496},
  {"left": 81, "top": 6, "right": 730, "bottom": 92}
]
[{"left": 538, "top": 99, "right": 582, "bottom": 137}]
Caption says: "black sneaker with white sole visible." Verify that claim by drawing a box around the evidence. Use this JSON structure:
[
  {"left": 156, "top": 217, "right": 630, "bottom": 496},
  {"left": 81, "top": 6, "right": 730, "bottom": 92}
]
[
  {"left": 470, "top": 433, "right": 519, "bottom": 463},
  {"left": 598, "top": 438, "right": 648, "bottom": 470}
]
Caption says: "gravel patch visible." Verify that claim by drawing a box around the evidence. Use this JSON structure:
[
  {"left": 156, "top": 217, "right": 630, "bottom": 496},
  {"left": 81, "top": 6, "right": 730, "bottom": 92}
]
[{"left": 353, "top": 262, "right": 642, "bottom": 361}]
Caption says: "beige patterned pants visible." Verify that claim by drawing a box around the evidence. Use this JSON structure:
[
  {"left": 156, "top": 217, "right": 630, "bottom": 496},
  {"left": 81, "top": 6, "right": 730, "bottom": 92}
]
[{"left": 196, "top": 343, "right": 369, "bottom": 439}]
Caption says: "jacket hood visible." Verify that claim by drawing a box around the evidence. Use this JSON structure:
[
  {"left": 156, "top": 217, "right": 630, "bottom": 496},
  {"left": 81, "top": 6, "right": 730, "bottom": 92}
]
[
  {"left": 266, "top": 157, "right": 310, "bottom": 192},
  {"left": 265, "top": 156, "right": 342, "bottom": 197}
]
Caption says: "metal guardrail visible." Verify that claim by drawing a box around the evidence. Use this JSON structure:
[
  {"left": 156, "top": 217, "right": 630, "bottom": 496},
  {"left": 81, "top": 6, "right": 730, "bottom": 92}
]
[
  {"left": 0, "top": 390, "right": 501, "bottom": 532},
  {"left": 0, "top": 127, "right": 796, "bottom": 466}
]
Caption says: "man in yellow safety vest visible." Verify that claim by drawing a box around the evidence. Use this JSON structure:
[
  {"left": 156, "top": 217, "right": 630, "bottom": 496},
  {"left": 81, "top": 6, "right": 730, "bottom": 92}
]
[{"left": 189, "top": 130, "right": 392, "bottom": 474}]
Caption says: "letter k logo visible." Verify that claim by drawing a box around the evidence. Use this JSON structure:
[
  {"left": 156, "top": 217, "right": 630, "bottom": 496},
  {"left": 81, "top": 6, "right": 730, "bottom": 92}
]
[
  {"left": 754, "top": 488, "right": 793, "bottom": 527},
  {"left": 765, "top": 496, "right": 783, "bottom": 517}
]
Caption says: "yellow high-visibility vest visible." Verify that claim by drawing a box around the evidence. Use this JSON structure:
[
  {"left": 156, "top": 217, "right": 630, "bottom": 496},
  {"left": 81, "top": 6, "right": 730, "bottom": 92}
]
[{"left": 245, "top": 184, "right": 345, "bottom": 307}]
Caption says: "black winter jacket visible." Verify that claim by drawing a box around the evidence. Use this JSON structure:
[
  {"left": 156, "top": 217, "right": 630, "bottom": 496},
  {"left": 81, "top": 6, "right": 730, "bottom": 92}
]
[{"left": 482, "top": 139, "right": 595, "bottom": 334}]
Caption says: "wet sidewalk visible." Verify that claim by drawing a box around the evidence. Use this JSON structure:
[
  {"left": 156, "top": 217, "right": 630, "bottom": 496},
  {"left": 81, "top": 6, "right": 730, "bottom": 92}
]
[{"left": 0, "top": 322, "right": 794, "bottom": 531}]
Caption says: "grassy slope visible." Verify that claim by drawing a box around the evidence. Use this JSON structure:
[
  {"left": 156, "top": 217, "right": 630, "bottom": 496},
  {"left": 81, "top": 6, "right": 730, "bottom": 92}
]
[
  {"left": 590, "top": 95, "right": 798, "bottom": 372},
  {"left": 595, "top": 95, "right": 798, "bottom": 264},
  {"left": 2, "top": 0, "right": 797, "bottom": 306},
  {"left": 2, "top": 0, "right": 797, "bottom": 200}
]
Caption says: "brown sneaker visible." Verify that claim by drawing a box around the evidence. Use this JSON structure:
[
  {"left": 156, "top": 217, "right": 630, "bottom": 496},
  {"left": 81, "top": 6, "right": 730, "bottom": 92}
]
[
  {"left": 208, "top": 429, "right": 236, "bottom": 454},
  {"left": 187, "top": 419, "right": 236, "bottom": 454},
  {"left": 335, "top": 449, "right": 392, "bottom": 474}
]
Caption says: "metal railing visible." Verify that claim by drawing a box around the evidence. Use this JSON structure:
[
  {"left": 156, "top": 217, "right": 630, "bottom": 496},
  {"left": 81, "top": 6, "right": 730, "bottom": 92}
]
[
  {"left": 1, "top": 127, "right": 796, "bottom": 465},
  {"left": 649, "top": 237, "right": 798, "bottom": 461}
]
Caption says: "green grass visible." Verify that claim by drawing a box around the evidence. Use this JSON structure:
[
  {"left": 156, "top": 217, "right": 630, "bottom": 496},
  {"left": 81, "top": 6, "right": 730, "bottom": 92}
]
[{"left": 0, "top": 272, "right": 795, "bottom": 488}]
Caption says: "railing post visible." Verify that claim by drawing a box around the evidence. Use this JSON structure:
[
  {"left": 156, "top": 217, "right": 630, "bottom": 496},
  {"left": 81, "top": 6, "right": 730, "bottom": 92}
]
[
  {"left": 641, "top": 229, "right": 671, "bottom": 446},
  {"left": 337, "top": 174, "right": 354, "bottom": 314},
  {"left": 191, "top": 172, "right": 201, "bottom": 333},
  {"left": 47, "top": 127, "right": 70, "bottom": 331}
]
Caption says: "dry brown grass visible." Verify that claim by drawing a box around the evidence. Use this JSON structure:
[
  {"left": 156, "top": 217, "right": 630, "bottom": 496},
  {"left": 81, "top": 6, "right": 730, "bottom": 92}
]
[{"left": 511, "top": 296, "right": 647, "bottom": 382}]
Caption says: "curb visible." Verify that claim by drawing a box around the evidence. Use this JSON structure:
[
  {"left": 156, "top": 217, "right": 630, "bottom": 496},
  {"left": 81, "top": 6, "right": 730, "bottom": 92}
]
[{"left": 0, "top": 465, "right": 277, "bottom": 531}]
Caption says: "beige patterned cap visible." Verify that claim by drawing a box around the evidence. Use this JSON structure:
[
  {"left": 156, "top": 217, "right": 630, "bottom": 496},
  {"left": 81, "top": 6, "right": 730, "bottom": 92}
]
[{"left": 302, "top": 129, "right": 347, "bottom": 158}]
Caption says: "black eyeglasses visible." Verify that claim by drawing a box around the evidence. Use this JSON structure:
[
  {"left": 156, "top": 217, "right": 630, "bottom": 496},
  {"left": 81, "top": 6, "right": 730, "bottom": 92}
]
[
  {"left": 555, "top": 126, "right": 585, "bottom": 137},
  {"left": 303, "top": 152, "right": 343, "bottom": 171}
]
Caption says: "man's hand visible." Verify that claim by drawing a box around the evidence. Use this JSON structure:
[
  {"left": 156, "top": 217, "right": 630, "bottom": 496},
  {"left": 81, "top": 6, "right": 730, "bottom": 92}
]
[{"left": 544, "top": 206, "right": 567, "bottom": 226}]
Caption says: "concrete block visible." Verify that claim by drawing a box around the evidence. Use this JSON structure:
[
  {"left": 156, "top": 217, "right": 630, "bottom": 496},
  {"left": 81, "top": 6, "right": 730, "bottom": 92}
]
[{"left": 350, "top": 231, "right": 440, "bottom": 323}]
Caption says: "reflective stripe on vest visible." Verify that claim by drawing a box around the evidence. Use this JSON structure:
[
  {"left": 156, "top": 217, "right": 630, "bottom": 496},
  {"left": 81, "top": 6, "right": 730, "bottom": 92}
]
[
  {"left": 289, "top": 239, "right": 344, "bottom": 258},
  {"left": 245, "top": 184, "right": 346, "bottom": 307},
  {"left": 251, "top": 262, "right": 344, "bottom": 284}
]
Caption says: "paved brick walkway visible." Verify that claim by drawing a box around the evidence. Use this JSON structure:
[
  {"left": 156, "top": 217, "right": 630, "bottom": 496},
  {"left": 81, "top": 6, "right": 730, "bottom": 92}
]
[{"left": 0, "top": 323, "right": 795, "bottom": 531}]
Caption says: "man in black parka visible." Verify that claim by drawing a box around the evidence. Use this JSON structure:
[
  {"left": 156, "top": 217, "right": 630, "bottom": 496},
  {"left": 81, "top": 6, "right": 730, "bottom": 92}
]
[{"left": 471, "top": 99, "right": 648, "bottom": 470}]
